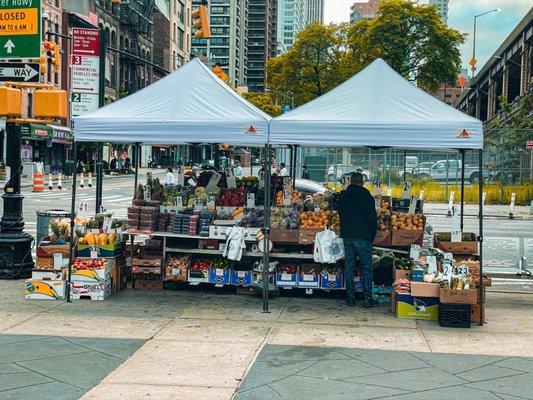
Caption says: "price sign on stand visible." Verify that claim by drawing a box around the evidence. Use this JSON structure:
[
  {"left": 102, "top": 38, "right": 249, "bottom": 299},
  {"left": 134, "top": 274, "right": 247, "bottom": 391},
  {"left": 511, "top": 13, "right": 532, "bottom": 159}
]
[
  {"left": 450, "top": 206, "right": 461, "bottom": 242},
  {"left": 175, "top": 196, "right": 183, "bottom": 210},
  {"left": 143, "top": 186, "right": 152, "bottom": 201},
  {"left": 53, "top": 253, "right": 63, "bottom": 270},
  {"left": 206, "top": 172, "right": 222, "bottom": 193},
  {"left": 246, "top": 193, "right": 255, "bottom": 208},
  {"left": 176, "top": 166, "right": 184, "bottom": 187},
  {"left": 282, "top": 189, "right": 291, "bottom": 206},
  {"left": 427, "top": 256, "right": 437, "bottom": 273},
  {"left": 342, "top": 175, "right": 350, "bottom": 189},
  {"left": 386, "top": 188, "right": 392, "bottom": 196},
  {"left": 283, "top": 177, "right": 292, "bottom": 191},
  {"left": 409, "top": 244, "right": 420, "bottom": 260},
  {"left": 402, "top": 182, "right": 412, "bottom": 199},
  {"left": 226, "top": 168, "right": 237, "bottom": 189},
  {"left": 374, "top": 181, "right": 382, "bottom": 196},
  {"left": 102, "top": 217, "right": 112, "bottom": 231},
  {"left": 194, "top": 198, "right": 204, "bottom": 211},
  {"left": 90, "top": 247, "right": 98, "bottom": 259},
  {"left": 314, "top": 202, "right": 320, "bottom": 212},
  {"left": 207, "top": 196, "right": 216, "bottom": 211},
  {"left": 408, "top": 195, "right": 418, "bottom": 215}
]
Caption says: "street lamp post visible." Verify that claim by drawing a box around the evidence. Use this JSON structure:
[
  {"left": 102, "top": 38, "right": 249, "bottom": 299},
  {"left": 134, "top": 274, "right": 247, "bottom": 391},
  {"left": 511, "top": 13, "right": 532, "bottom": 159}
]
[{"left": 471, "top": 9, "right": 501, "bottom": 77}]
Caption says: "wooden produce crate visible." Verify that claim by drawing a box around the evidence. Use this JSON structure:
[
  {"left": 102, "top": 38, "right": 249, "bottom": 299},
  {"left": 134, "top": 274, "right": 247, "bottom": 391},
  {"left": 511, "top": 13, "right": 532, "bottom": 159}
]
[
  {"left": 434, "top": 232, "right": 478, "bottom": 255},
  {"left": 131, "top": 265, "right": 162, "bottom": 274}
]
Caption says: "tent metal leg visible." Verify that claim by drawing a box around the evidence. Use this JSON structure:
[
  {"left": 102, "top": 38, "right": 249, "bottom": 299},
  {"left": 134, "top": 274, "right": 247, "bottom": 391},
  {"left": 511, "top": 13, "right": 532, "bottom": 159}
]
[
  {"left": 262, "top": 143, "right": 272, "bottom": 313},
  {"left": 478, "top": 149, "right": 484, "bottom": 326},
  {"left": 66, "top": 142, "right": 79, "bottom": 303},
  {"left": 403, "top": 150, "right": 407, "bottom": 183},
  {"left": 95, "top": 143, "right": 103, "bottom": 213},
  {"left": 134, "top": 143, "right": 140, "bottom": 191},
  {"left": 460, "top": 149, "right": 465, "bottom": 231}
]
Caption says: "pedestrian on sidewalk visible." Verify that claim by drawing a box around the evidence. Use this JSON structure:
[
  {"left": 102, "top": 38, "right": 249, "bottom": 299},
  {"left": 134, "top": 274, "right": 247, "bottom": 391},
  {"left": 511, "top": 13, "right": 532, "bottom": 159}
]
[
  {"left": 338, "top": 172, "right": 377, "bottom": 308},
  {"left": 77, "top": 160, "right": 85, "bottom": 175},
  {"left": 302, "top": 165, "right": 310, "bottom": 179},
  {"left": 166, "top": 167, "right": 175, "bottom": 186}
]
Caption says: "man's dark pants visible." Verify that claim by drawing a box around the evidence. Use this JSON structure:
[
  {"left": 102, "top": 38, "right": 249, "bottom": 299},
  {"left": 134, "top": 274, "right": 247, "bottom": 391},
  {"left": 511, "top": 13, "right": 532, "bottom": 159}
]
[{"left": 344, "top": 238, "right": 373, "bottom": 300}]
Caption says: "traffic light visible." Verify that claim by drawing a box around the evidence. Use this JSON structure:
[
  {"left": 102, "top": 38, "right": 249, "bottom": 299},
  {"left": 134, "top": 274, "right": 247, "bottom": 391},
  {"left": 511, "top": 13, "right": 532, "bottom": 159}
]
[
  {"left": 39, "top": 52, "right": 48, "bottom": 75},
  {"left": 52, "top": 43, "right": 61, "bottom": 72},
  {"left": 192, "top": 2, "right": 211, "bottom": 39}
]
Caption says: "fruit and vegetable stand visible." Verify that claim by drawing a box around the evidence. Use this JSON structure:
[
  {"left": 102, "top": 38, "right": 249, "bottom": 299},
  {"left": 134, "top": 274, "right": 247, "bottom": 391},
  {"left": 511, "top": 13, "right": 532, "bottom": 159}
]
[{"left": 45, "top": 57, "right": 488, "bottom": 328}]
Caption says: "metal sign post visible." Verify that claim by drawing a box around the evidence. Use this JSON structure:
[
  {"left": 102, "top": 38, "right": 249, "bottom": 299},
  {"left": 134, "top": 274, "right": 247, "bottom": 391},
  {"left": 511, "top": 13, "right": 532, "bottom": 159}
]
[{"left": 0, "top": 0, "right": 42, "bottom": 59}]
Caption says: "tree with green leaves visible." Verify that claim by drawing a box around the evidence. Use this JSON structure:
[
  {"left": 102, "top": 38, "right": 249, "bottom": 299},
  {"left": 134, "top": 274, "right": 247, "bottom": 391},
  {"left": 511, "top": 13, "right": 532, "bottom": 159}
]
[
  {"left": 266, "top": 0, "right": 465, "bottom": 103},
  {"left": 266, "top": 23, "right": 356, "bottom": 107},
  {"left": 243, "top": 92, "right": 283, "bottom": 117},
  {"left": 348, "top": 0, "right": 465, "bottom": 91}
]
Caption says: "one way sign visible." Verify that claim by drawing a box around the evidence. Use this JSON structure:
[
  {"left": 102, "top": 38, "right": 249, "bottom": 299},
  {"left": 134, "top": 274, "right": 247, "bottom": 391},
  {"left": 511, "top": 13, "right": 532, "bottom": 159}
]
[{"left": 0, "top": 63, "right": 40, "bottom": 83}]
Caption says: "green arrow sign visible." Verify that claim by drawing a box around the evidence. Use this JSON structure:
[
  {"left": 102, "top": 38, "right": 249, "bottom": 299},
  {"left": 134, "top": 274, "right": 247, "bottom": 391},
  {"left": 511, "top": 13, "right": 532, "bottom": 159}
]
[{"left": 0, "top": 0, "right": 41, "bottom": 59}]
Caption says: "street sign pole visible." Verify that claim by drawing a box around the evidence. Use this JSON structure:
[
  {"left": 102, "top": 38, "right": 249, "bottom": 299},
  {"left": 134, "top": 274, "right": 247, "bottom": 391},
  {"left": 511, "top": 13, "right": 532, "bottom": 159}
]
[
  {"left": 95, "top": 29, "right": 106, "bottom": 213},
  {"left": 0, "top": 0, "right": 42, "bottom": 59}
]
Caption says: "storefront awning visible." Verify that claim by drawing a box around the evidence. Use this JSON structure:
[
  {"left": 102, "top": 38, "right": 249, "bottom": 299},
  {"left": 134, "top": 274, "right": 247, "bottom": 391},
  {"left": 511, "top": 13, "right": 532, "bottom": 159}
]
[
  {"left": 49, "top": 125, "right": 74, "bottom": 144},
  {"left": 20, "top": 123, "right": 52, "bottom": 141}
]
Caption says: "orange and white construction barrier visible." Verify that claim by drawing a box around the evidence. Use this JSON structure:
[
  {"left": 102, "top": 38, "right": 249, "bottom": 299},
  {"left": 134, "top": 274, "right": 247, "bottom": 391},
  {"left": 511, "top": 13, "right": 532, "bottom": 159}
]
[
  {"left": 48, "top": 174, "right": 53, "bottom": 190},
  {"left": 79, "top": 173, "right": 85, "bottom": 189},
  {"left": 87, "top": 173, "right": 93, "bottom": 188},
  {"left": 57, "top": 174, "right": 63, "bottom": 190},
  {"left": 33, "top": 171, "right": 44, "bottom": 192}
]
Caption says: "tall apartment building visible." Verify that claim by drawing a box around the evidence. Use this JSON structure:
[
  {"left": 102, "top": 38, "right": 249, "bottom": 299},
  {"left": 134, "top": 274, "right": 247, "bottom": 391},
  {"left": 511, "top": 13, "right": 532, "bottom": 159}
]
[
  {"left": 153, "top": 0, "right": 192, "bottom": 73},
  {"left": 277, "top": 0, "right": 318, "bottom": 54},
  {"left": 307, "top": 0, "right": 324, "bottom": 23},
  {"left": 247, "top": 0, "right": 277, "bottom": 92},
  {"left": 191, "top": 0, "right": 249, "bottom": 88},
  {"left": 350, "top": 0, "right": 380, "bottom": 23},
  {"left": 428, "top": 0, "right": 449, "bottom": 25}
]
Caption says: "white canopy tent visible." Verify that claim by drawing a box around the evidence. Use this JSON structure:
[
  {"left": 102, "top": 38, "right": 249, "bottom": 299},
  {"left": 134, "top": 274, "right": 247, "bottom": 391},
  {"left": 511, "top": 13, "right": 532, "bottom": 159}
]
[
  {"left": 270, "top": 58, "right": 483, "bottom": 150},
  {"left": 73, "top": 58, "right": 271, "bottom": 145}
]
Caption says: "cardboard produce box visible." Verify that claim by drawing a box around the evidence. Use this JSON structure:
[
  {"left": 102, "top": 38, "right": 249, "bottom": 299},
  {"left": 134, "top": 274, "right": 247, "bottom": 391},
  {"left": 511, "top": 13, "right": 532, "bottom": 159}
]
[
  {"left": 270, "top": 228, "right": 299, "bottom": 243},
  {"left": 208, "top": 267, "right": 231, "bottom": 285},
  {"left": 373, "top": 230, "right": 391, "bottom": 247},
  {"left": 25, "top": 279, "right": 66, "bottom": 300},
  {"left": 77, "top": 242, "right": 124, "bottom": 258},
  {"left": 298, "top": 227, "right": 322, "bottom": 245},
  {"left": 37, "top": 237, "right": 71, "bottom": 258},
  {"left": 410, "top": 282, "right": 439, "bottom": 297},
  {"left": 391, "top": 229, "right": 424, "bottom": 247},
  {"left": 131, "top": 255, "right": 162, "bottom": 267},
  {"left": 297, "top": 265, "right": 320, "bottom": 288},
  {"left": 31, "top": 269, "right": 65, "bottom": 281},
  {"left": 471, "top": 304, "right": 486, "bottom": 323},
  {"left": 439, "top": 287, "right": 478, "bottom": 305},
  {"left": 320, "top": 268, "right": 344, "bottom": 290},
  {"left": 396, "top": 293, "right": 438, "bottom": 320},
  {"left": 133, "top": 278, "right": 164, "bottom": 290},
  {"left": 230, "top": 269, "right": 253, "bottom": 287},
  {"left": 70, "top": 258, "right": 114, "bottom": 283},
  {"left": 70, "top": 279, "right": 112, "bottom": 300},
  {"left": 434, "top": 232, "right": 478, "bottom": 255}
]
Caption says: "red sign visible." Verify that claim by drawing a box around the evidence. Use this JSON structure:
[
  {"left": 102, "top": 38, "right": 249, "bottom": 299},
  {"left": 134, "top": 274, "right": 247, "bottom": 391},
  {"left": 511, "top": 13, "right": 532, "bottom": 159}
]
[
  {"left": 527, "top": 140, "right": 533, "bottom": 150},
  {"left": 71, "top": 28, "right": 100, "bottom": 56}
]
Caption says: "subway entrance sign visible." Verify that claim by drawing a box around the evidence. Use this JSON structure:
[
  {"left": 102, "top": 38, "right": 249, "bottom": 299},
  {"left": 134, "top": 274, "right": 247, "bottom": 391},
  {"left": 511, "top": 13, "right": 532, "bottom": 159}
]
[{"left": 0, "top": 0, "right": 41, "bottom": 59}]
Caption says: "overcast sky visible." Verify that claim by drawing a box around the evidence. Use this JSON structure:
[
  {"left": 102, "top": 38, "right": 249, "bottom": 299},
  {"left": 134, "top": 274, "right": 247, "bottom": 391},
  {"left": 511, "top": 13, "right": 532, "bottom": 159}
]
[{"left": 324, "top": 0, "right": 532, "bottom": 75}]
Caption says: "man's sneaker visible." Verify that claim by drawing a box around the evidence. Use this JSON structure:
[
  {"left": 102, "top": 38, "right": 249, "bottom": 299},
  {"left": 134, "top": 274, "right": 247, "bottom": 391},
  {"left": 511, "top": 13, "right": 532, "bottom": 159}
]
[
  {"left": 346, "top": 297, "right": 356, "bottom": 307},
  {"left": 363, "top": 297, "right": 378, "bottom": 308}
]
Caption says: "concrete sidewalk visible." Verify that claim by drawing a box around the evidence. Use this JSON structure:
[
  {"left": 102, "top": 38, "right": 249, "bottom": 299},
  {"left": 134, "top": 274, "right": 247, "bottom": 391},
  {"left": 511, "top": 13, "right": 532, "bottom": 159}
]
[{"left": 1, "top": 280, "right": 532, "bottom": 400}]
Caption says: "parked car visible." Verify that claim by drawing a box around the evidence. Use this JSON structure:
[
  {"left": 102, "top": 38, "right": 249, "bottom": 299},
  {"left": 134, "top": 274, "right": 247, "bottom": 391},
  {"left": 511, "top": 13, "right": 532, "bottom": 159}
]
[
  {"left": 295, "top": 178, "right": 327, "bottom": 195},
  {"left": 327, "top": 164, "right": 371, "bottom": 182},
  {"left": 412, "top": 160, "right": 489, "bottom": 183}
]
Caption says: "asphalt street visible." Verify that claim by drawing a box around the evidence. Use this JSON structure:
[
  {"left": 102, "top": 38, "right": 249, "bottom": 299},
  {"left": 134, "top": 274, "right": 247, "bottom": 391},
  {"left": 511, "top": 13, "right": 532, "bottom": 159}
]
[{"left": 2, "top": 173, "right": 532, "bottom": 277}]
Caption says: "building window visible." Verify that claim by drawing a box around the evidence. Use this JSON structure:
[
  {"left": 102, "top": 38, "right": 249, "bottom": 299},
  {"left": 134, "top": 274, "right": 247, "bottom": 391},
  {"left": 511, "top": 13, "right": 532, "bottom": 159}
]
[{"left": 177, "top": 28, "right": 184, "bottom": 49}]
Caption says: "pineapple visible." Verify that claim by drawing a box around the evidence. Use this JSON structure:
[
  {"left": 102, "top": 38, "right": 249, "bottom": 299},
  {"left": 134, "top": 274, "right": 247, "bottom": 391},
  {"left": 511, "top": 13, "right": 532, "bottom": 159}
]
[
  {"left": 49, "top": 220, "right": 60, "bottom": 244},
  {"left": 59, "top": 223, "right": 70, "bottom": 243}
]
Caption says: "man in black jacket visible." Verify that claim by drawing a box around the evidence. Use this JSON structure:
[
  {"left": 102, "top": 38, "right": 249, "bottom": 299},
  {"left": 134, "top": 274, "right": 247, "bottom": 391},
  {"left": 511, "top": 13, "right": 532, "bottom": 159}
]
[{"left": 338, "top": 173, "right": 377, "bottom": 307}]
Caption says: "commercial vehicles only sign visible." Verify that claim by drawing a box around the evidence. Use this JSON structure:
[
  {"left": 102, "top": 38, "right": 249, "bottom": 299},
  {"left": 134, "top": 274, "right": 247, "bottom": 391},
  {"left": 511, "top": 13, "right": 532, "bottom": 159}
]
[
  {"left": 70, "top": 27, "right": 100, "bottom": 117},
  {"left": 0, "top": 0, "right": 41, "bottom": 59}
]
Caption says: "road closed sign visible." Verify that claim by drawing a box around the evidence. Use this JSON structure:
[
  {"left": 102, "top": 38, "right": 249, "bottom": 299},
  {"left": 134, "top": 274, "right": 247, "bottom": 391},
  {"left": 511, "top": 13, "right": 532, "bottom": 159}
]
[{"left": 0, "top": 0, "right": 41, "bottom": 59}]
